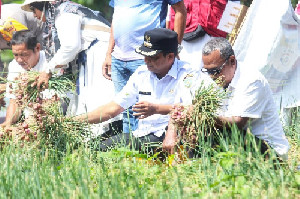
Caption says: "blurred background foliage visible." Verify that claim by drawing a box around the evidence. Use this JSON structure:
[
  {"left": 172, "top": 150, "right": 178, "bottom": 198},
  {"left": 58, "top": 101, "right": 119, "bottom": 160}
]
[
  {"left": 1, "top": 0, "right": 113, "bottom": 64},
  {"left": 1, "top": 0, "right": 113, "bottom": 22},
  {"left": 2, "top": 0, "right": 299, "bottom": 23},
  {"left": 1, "top": 0, "right": 298, "bottom": 62}
]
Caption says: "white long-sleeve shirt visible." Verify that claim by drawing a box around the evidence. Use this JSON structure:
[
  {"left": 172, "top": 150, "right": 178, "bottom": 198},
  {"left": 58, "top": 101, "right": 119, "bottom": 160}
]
[{"left": 47, "top": 2, "right": 110, "bottom": 70}]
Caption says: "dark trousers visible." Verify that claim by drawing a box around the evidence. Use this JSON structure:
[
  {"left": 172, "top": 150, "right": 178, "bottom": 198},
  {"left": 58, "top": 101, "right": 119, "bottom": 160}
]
[
  {"left": 100, "top": 120, "right": 123, "bottom": 139},
  {"left": 99, "top": 132, "right": 165, "bottom": 155}
]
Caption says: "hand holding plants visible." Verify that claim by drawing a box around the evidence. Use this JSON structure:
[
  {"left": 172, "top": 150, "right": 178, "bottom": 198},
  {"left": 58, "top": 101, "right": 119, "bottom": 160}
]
[
  {"left": 32, "top": 72, "right": 52, "bottom": 90},
  {"left": 0, "top": 83, "right": 6, "bottom": 108},
  {"left": 162, "top": 122, "right": 178, "bottom": 154}
]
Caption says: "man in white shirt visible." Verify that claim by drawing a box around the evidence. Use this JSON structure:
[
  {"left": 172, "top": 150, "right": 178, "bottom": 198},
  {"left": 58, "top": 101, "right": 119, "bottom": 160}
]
[
  {"left": 102, "top": 0, "right": 186, "bottom": 134},
  {"left": 76, "top": 28, "right": 204, "bottom": 153},
  {"left": 1, "top": 30, "right": 47, "bottom": 128},
  {"left": 0, "top": 3, "right": 44, "bottom": 102},
  {"left": 163, "top": 37, "right": 290, "bottom": 160}
]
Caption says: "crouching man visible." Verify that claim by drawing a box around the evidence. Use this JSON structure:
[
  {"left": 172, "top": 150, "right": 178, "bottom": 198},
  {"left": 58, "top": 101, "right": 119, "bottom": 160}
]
[
  {"left": 76, "top": 28, "right": 208, "bottom": 153},
  {"left": 1, "top": 30, "right": 48, "bottom": 128},
  {"left": 163, "top": 37, "right": 290, "bottom": 160}
]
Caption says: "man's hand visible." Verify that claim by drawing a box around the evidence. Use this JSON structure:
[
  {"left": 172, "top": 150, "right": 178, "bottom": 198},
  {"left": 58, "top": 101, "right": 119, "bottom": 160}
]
[
  {"left": 0, "top": 83, "right": 6, "bottom": 93},
  {"left": 162, "top": 121, "right": 178, "bottom": 154},
  {"left": 162, "top": 135, "right": 177, "bottom": 154},
  {"left": 0, "top": 97, "right": 6, "bottom": 108},
  {"left": 32, "top": 72, "right": 52, "bottom": 90},
  {"left": 0, "top": 122, "right": 8, "bottom": 129},
  {"left": 132, "top": 101, "right": 157, "bottom": 119},
  {"left": 102, "top": 55, "right": 112, "bottom": 80},
  {"left": 0, "top": 121, "right": 12, "bottom": 134}
]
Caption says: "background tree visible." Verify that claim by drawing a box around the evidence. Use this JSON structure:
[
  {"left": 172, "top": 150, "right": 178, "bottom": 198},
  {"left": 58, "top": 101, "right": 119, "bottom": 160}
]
[
  {"left": 74, "top": 0, "right": 113, "bottom": 22},
  {"left": 1, "top": 0, "right": 113, "bottom": 22}
]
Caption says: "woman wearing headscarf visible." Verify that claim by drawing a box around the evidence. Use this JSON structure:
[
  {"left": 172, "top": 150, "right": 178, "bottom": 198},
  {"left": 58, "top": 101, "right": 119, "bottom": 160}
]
[
  {"left": 21, "top": 0, "right": 121, "bottom": 136},
  {"left": 0, "top": 3, "right": 44, "bottom": 50}
]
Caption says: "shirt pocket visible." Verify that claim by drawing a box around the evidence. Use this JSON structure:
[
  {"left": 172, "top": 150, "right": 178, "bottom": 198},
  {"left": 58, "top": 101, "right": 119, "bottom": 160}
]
[{"left": 161, "top": 88, "right": 177, "bottom": 105}]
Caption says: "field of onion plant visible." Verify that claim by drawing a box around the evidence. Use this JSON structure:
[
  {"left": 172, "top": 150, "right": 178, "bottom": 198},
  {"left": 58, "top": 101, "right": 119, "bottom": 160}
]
[
  {"left": 0, "top": 72, "right": 298, "bottom": 198},
  {"left": 0, "top": 125, "right": 298, "bottom": 198}
]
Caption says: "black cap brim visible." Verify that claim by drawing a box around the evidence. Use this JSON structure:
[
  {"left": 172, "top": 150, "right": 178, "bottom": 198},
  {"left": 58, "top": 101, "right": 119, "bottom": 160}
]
[{"left": 135, "top": 45, "right": 162, "bottom": 57}]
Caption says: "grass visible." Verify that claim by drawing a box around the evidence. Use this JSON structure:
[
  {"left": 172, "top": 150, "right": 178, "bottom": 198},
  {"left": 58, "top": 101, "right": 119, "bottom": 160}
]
[
  {"left": 0, "top": 122, "right": 298, "bottom": 198},
  {"left": 285, "top": 119, "right": 300, "bottom": 169}
]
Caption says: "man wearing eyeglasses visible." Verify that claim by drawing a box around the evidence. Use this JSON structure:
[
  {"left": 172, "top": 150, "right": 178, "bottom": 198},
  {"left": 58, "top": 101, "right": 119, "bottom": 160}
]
[{"left": 163, "top": 37, "right": 290, "bottom": 160}]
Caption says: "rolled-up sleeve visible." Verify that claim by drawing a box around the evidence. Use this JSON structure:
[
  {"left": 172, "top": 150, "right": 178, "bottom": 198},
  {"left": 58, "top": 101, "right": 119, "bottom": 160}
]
[
  {"left": 113, "top": 72, "right": 139, "bottom": 109},
  {"left": 5, "top": 62, "right": 20, "bottom": 99}
]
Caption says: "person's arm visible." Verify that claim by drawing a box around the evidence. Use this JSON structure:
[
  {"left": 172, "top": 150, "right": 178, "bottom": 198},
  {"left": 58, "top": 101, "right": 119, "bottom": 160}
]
[
  {"left": 48, "top": 13, "right": 82, "bottom": 69},
  {"left": 102, "top": 23, "right": 115, "bottom": 80},
  {"left": 0, "top": 83, "right": 6, "bottom": 92},
  {"left": 35, "top": 71, "right": 51, "bottom": 90},
  {"left": 171, "top": 1, "right": 187, "bottom": 44},
  {"left": 215, "top": 77, "right": 266, "bottom": 131},
  {"left": 0, "top": 83, "right": 6, "bottom": 107},
  {"left": 1, "top": 62, "right": 23, "bottom": 127},
  {"left": 75, "top": 101, "right": 124, "bottom": 124},
  {"left": 162, "top": 118, "right": 178, "bottom": 154},
  {"left": 37, "top": 13, "right": 82, "bottom": 89},
  {"left": 1, "top": 99, "right": 22, "bottom": 127},
  {"left": 132, "top": 101, "right": 172, "bottom": 119},
  {"left": 166, "top": 5, "right": 171, "bottom": 29},
  {"left": 216, "top": 115, "right": 249, "bottom": 130}
]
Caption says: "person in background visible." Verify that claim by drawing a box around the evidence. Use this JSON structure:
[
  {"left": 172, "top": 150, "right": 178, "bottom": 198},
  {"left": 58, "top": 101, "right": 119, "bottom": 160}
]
[
  {"left": 102, "top": 0, "right": 187, "bottom": 134},
  {"left": 0, "top": 3, "right": 44, "bottom": 50},
  {"left": 163, "top": 37, "right": 290, "bottom": 160},
  {"left": 0, "top": 3, "right": 44, "bottom": 99},
  {"left": 21, "top": 0, "right": 122, "bottom": 137},
  {"left": 295, "top": 0, "right": 300, "bottom": 18},
  {"left": 233, "top": 0, "right": 300, "bottom": 130},
  {"left": 168, "top": 0, "right": 231, "bottom": 70}
]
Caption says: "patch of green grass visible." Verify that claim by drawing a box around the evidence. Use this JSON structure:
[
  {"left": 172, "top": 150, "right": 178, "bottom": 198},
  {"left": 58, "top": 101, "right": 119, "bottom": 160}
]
[{"left": 0, "top": 124, "right": 298, "bottom": 198}]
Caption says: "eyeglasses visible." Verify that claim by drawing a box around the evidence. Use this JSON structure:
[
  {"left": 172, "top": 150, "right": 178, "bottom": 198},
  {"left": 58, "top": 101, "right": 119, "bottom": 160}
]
[{"left": 201, "top": 59, "right": 228, "bottom": 75}]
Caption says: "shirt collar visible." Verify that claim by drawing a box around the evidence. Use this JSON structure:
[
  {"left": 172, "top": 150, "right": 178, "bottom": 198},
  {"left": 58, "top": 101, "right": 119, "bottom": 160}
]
[
  {"left": 150, "top": 58, "right": 179, "bottom": 80},
  {"left": 227, "top": 62, "right": 240, "bottom": 89},
  {"left": 166, "top": 58, "right": 179, "bottom": 79}
]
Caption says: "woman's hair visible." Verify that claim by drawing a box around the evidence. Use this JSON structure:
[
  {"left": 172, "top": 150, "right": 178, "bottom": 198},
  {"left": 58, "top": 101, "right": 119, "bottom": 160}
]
[
  {"left": 11, "top": 30, "right": 38, "bottom": 51},
  {"left": 30, "top": 1, "right": 49, "bottom": 12}
]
